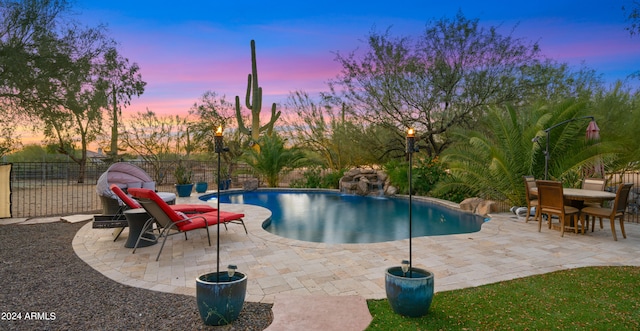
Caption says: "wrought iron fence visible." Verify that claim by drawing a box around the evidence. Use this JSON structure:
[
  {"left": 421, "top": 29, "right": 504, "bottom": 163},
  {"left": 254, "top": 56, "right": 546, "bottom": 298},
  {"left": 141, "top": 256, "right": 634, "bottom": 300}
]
[
  {"left": 4, "top": 160, "right": 640, "bottom": 224},
  {"left": 608, "top": 172, "right": 640, "bottom": 223},
  {"left": 6, "top": 160, "right": 264, "bottom": 218}
]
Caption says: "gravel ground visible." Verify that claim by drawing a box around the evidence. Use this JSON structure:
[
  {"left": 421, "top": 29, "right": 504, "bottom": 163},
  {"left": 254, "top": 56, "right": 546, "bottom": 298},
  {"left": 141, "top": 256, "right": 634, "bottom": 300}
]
[{"left": 0, "top": 221, "right": 273, "bottom": 330}]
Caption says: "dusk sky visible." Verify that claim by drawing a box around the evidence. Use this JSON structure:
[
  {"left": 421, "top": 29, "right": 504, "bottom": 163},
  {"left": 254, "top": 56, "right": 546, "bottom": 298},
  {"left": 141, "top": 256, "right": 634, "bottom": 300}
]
[{"left": 74, "top": 0, "right": 640, "bottom": 119}]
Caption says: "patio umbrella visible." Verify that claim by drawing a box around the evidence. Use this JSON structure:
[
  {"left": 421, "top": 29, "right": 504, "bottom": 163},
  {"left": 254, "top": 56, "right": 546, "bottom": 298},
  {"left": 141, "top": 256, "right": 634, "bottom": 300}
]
[{"left": 585, "top": 120, "right": 605, "bottom": 178}]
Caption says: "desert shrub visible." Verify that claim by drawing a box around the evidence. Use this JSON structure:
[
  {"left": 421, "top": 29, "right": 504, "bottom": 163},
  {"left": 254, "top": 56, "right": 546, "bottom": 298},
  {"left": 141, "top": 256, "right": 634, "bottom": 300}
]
[
  {"left": 290, "top": 167, "right": 342, "bottom": 189},
  {"left": 321, "top": 169, "right": 343, "bottom": 189},
  {"left": 384, "top": 157, "right": 450, "bottom": 196},
  {"left": 383, "top": 159, "right": 409, "bottom": 194}
]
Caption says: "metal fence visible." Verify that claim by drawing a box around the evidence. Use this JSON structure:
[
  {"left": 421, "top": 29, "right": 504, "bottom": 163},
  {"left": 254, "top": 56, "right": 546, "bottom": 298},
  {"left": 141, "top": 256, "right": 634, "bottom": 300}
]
[
  {"left": 6, "top": 160, "right": 264, "bottom": 218},
  {"left": 4, "top": 160, "right": 640, "bottom": 223}
]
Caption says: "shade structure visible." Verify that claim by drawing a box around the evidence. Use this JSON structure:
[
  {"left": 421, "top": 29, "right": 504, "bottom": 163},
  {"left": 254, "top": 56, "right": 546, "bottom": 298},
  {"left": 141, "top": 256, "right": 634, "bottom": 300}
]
[
  {"left": 95, "top": 162, "right": 154, "bottom": 200},
  {"left": 585, "top": 120, "right": 604, "bottom": 178}
]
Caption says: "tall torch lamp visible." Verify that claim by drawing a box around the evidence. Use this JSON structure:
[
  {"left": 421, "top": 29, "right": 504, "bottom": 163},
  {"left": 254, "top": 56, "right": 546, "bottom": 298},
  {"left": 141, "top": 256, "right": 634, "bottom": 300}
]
[
  {"left": 406, "top": 128, "right": 417, "bottom": 277},
  {"left": 214, "top": 125, "right": 224, "bottom": 282},
  {"left": 384, "top": 129, "right": 433, "bottom": 318}
]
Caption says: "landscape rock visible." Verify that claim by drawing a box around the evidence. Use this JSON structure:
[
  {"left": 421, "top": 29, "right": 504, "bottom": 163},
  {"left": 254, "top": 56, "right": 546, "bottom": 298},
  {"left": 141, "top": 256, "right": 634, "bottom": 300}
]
[
  {"left": 243, "top": 178, "right": 259, "bottom": 191},
  {"left": 339, "top": 168, "right": 394, "bottom": 196},
  {"left": 460, "top": 197, "right": 497, "bottom": 216}
]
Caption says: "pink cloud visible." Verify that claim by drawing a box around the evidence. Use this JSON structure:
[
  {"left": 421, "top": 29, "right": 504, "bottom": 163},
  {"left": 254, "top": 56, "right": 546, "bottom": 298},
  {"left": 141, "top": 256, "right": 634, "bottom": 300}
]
[{"left": 516, "top": 19, "right": 640, "bottom": 69}]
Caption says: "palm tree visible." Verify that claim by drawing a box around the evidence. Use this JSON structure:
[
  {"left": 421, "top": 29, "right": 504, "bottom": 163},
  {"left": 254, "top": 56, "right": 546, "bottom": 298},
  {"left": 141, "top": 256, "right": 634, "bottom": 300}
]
[
  {"left": 242, "top": 133, "right": 308, "bottom": 187},
  {"left": 436, "top": 99, "right": 605, "bottom": 207}
]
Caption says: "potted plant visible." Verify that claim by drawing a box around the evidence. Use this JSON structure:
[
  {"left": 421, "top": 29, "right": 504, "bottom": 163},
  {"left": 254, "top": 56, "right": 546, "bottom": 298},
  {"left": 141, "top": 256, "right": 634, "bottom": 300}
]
[
  {"left": 195, "top": 177, "right": 208, "bottom": 193},
  {"left": 385, "top": 128, "right": 434, "bottom": 317},
  {"left": 196, "top": 126, "right": 247, "bottom": 326},
  {"left": 218, "top": 173, "right": 231, "bottom": 190},
  {"left": 196, "top": 264, "right": 247, "bottom": 325},
  {"left": 174, "top": 161, "right": 194, "bottom": 197}
]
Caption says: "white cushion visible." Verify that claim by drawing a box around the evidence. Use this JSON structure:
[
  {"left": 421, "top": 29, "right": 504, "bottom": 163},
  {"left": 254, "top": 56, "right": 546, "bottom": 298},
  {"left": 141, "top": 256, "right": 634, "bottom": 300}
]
[{"left": 142, "top": 181, "right": 156, "bottom": 190}]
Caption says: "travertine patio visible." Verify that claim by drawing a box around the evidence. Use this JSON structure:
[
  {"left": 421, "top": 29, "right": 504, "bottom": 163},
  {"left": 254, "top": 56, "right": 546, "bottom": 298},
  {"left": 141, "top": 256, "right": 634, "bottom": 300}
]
[{"left": 70, "top": 196, "right": 640, "bottom": 304}]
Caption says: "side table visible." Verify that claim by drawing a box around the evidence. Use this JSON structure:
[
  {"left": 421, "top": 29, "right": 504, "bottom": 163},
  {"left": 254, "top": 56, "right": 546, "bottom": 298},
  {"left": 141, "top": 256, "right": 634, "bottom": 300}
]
[{"left": 124, "top": 208, "right": 157, "bottom": 248}]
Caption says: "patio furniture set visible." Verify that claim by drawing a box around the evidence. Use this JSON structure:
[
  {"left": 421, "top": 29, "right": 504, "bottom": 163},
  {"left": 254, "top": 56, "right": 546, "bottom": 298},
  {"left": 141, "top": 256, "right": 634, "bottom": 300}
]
[
  {"left": 524, "top": 176, "right": 634, "bottom": 240},
  {"left": 93, "top": 163, "right": 247, "bottom": 260}
]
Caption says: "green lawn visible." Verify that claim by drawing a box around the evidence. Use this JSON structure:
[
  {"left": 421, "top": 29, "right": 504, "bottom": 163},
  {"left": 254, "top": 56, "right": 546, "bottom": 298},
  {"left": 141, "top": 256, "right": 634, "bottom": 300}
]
[{"left": 367, "top": 266, "right": 640, "bottom": 330}]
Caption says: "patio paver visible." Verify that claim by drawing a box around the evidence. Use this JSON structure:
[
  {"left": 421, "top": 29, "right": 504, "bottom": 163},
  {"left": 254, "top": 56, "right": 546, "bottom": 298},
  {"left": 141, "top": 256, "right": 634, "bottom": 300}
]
[{"left": 14, "top": 193, "right": 640, "bottom": 330}]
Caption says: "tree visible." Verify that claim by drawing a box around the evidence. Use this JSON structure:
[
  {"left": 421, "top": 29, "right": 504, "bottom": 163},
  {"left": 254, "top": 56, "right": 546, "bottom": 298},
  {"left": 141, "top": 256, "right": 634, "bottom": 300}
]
[
  {"left": 189, "top": 91, "right": 238, "bottom": 153},
  {"left": 624, "top": 0, "right": 640, "bottom": 36},
  {"left": 283, "top": 91, "right": 369, "bottom": 170},
  {"left": 242, "top": 133, "right": 308, "bottom": 187},
  {"left": 590, "top": 83, "right": 640, "bottom": 173},
  {"left": 0, "top": 100, "right": 20, "bottom": 158},
  {"left": 329, "top": 11, "right": 543, "bottom": 158},
  {"left": 189, "top": 90, "right": 244, "bottom": 176},
  {"left": 518, "top": 60, "right": 602, "bottom": 103},
  {"left": 0, "top": 0, "right": 71, "bottom": 103},
  {"left": 121, "top": 109, "right": 190, "bottom": 184},
  {"left": 1, "top": 0, "right": 144, "bottom": 183},
  {"left": 101, "top": 48, "right": 146, "bottom": 160},
  {"left": 31, "top": 26, "right": 114, "bottom": 183}
]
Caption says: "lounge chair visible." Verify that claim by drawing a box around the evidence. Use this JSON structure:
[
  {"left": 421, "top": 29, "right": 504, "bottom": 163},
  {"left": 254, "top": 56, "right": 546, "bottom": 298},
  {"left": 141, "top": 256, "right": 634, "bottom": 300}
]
[
  {"left": 127, "top": 188, "right": 246, "bottom": 261},
  {"left": 107, "top": 184, "right": 217, "bottom": 243},
  {"left": 580, "top": 183, "right": 634, "bottom": 241},
  {"left": 110, "top": 184, "right": 216, "bottom": 214}
]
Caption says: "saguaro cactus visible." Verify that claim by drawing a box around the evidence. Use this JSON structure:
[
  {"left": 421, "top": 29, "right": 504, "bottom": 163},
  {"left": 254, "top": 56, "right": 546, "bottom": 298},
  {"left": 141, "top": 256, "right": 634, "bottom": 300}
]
[{"left": 235, "top": 40, "right": 281, "bottom": 149}]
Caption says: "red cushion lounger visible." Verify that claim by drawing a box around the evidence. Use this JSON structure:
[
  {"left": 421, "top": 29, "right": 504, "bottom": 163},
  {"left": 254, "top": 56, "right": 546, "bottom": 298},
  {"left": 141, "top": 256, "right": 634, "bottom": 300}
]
[
  {"left": 110, "top": 184, "right": 216, "bottom": 214},
  {"left": 127, "top": 188, "right": 246, "bottom": 261}
]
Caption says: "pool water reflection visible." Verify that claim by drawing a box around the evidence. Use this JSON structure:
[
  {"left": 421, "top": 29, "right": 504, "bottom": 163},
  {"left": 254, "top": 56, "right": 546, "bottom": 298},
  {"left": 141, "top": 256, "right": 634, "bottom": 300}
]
[{"left": 203, "top": 190, "right": 485, "bottom": 244}]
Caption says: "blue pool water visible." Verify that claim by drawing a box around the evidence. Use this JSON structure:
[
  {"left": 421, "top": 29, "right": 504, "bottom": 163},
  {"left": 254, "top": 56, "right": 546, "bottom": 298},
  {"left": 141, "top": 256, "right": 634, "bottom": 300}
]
[{"left": 202, "top": 190, "right": 485, "bottom": 244}]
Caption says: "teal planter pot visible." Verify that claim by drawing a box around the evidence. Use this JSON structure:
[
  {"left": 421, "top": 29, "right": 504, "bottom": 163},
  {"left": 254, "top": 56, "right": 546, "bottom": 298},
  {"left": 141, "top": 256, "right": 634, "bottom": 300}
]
[
  {"left": 175, "top": 183, "right": 193, "bottom": 197},
  {"left": 195, "top": 182, "right": 208, "bottom": 193},
  {"left": 196, "top": 272, "right": 247, "bottom": 326},
  {"left": 218, "top": 178, "right": 231, "bottom": 190},
  {"left": 385, "top": 266, "right": 434, "bottom": 317}
]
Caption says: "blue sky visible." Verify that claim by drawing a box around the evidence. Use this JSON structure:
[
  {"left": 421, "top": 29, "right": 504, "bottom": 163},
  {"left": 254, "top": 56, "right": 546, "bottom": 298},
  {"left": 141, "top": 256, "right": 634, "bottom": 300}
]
[{"left": 73, "top": 0, "right": 640, "bottom": 117}]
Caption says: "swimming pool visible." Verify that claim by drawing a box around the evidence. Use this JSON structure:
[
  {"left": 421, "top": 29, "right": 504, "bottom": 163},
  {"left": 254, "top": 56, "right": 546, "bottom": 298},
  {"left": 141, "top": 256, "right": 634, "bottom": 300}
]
[{"left": 202, "top": 190, "right": 486, "bottom": 244}]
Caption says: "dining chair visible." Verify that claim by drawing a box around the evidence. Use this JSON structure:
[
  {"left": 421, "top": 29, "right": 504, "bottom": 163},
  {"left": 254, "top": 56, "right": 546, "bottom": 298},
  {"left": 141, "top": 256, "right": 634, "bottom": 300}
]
[
  {"left": 535, "top": 180, "right": 581, "bottom": 237},
  {"left": 523, "top": 176, "right": 539, "bottom": 223},
  {"left": 582, "top": 177, "right": 607, "bottom": 191},
  {"left": 581, "top": 177, "right": 608, "bottom": 208},
  {"left": 580, "top": 183, "right": 634, "bottom": 241}
]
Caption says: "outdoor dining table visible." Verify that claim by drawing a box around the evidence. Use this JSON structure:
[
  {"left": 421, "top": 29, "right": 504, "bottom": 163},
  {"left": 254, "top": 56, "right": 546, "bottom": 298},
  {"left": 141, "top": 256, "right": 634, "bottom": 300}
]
[
  {"left": 560, "top": 188, "right": 617, "bottom": 203},
  {"left": 531, "top": 187, "right": 616, "bottom": 206}
]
